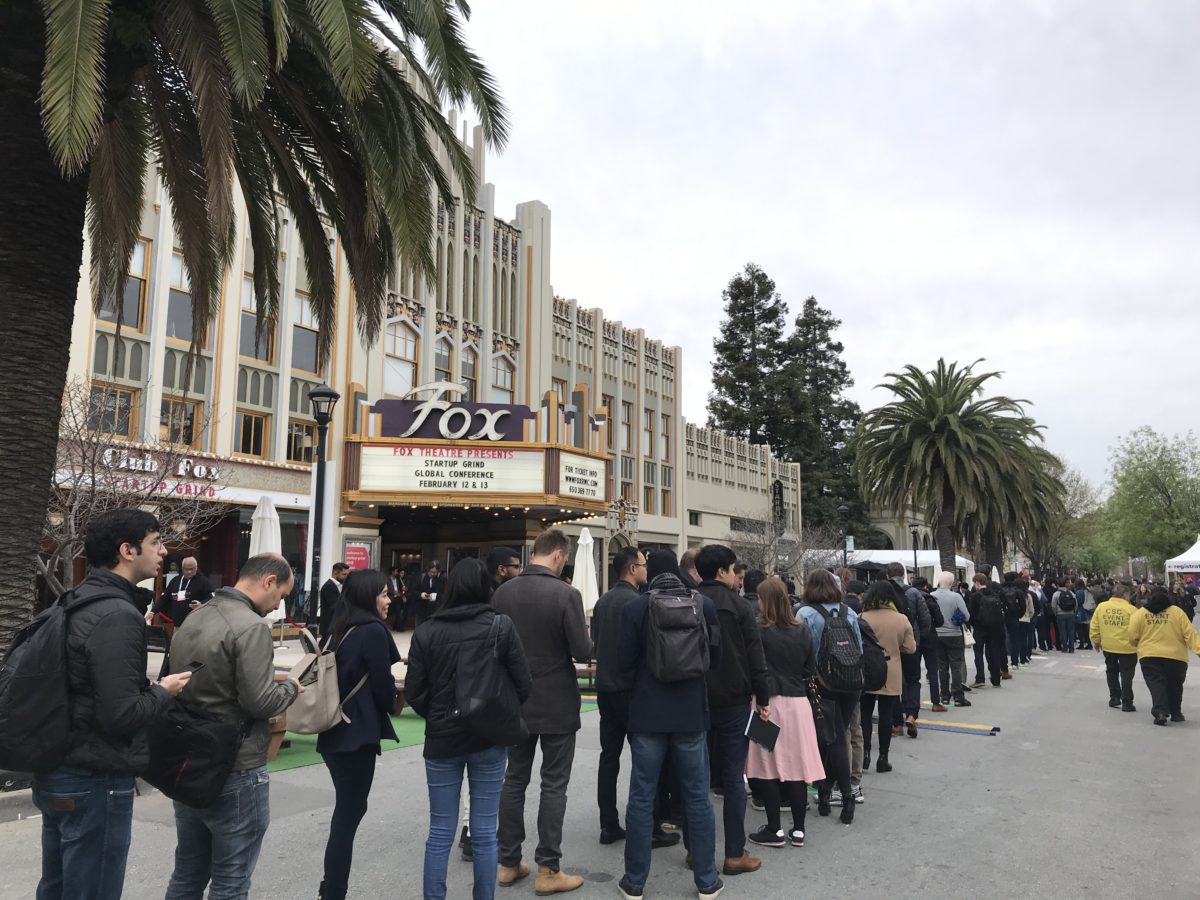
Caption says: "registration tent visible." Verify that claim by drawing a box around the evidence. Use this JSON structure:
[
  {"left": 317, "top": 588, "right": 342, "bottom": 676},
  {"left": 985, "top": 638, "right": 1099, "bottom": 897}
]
[
  {"left": 806, "top": 550, "right": 976, "bottom": 584},
  {"left": 1165, "top": 535, "right": 1200, "bottom": 585}
]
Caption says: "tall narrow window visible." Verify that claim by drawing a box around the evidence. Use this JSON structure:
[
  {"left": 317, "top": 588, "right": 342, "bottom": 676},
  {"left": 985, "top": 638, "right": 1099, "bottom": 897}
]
[
  {"left": 472, "top": 256, "right": 480, "bottom": 322},
  {"left": 462, "top": 348, "right": 478, "bottom": 401},
  {"left": 491, "top": 357, "right": 514, "bottom": 403},
  {"left": 436, "top": 240, "right": 445, "bottom": 310},
  {"left": 165, "top": 250, "right": 204, "bottom": 345},
  {"left": 552, "top": 378, "right": 567, "bottom": 406},
  {"left": 434, "top": 337, "right": 453, "bottom": 382},
  {"left": 384, "top": 322, "right": 418, "bottom": 397},
  {"left": 660, "top": 414, "right": 671, "bottom": 462},
  {"left": 239, "top": 274, "right": 273, "bottom": 361},
  {"left": 509, "top": 273, "right": 517, "bottom": 335},
  {"left": 234, "top": 410, "right": 269, "bottom": 458},
  {"left": 462, "top": 248, "right": 470, "bottom": 318},
  {"left": 621, "top": 402, "right": 633, "bottom": 452},
  {"left": 98, "top": 238, "right": 149, "bottom": 330},
  {"left": 291, "top": 291, "right": 319, "bottom": 373},
  {"left": 603, "top": 394, "right": 615, "bottom": 450},
  {"left": 500, "top": 269, "right": 508, "bottom": 333},
  {"left": 643, "top": 409, "right": 655, "bottom": 458}
]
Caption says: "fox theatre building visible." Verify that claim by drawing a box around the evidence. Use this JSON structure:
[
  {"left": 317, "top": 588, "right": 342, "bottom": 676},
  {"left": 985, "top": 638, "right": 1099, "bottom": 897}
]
[{"left": 333, "top": 383, "right": 612, "bottom": 580}]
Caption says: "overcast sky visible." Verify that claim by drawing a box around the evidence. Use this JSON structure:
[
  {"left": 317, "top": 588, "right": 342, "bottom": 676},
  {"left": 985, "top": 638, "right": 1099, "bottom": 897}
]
[{"left": 465, "top": 1, "right": 1199, "bottom": 487}]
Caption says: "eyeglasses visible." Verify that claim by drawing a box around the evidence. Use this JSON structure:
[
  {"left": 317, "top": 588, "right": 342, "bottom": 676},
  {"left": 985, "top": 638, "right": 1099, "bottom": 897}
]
[{"left": 503, "top": 563, "right": 522, "bottom": 570}]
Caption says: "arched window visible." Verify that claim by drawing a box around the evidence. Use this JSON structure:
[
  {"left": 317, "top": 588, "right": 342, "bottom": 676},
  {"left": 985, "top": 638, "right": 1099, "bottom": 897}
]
[
  {"left": 434, "top": 336, "right": 453, "bottom": 382},
  {"left": 462, "top": 347, "right": 478, "bottom": 401},
  {"left": 384, "top": 321, "right": 418, "bottom": 397},
  {"left": 491, "top": 356, "right": 514, "bottom": 403},
  {"left": 93, "top": 334, "right": 109, "bottom": 376}
]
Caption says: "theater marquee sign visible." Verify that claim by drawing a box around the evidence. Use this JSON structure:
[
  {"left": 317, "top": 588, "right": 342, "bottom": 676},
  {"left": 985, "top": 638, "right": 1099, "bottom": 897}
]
[{"left": 360, "top": 443, "right": 546, "bottom": 494}]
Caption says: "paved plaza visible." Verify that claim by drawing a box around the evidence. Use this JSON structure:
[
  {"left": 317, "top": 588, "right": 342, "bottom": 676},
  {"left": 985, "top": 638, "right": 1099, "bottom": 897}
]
[{"left": 2, "top": 653, "right": 1198, "bottom": 900}]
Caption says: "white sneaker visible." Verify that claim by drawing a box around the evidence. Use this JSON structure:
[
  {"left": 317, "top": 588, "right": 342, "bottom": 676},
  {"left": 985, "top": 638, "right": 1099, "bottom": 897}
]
[
  {"left": 829, "top": 788, "right": 843, "bottom": 806},
  {"left": 852, "top": 785, "right": 864, "bottom": 804},
  {"left": 788, "top": 829, "right": 805, "bottom": 847}
]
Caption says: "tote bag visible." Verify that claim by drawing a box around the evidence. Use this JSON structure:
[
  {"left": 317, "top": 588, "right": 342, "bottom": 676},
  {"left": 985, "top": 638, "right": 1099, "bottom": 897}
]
[
  {"left": 450, "top": 614, "right": 528, "bottom": 747},
  {"left": 962, "top": 625, "right": 976, "bottom": 648}
]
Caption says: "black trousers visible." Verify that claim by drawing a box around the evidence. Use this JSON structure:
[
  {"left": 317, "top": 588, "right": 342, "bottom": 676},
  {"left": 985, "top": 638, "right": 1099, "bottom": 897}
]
[
  {"left": 321, "top": 745, "right": 379, "bottom": 900},
  {"left": 1140, "top": 657, "right": 1188, "bottom": 718},
  {"left": 1104, "top": 652, "right": 1137, "bottom": 706},
  {"left": 816, "top": 687, "right": 858, "bottom": 803},
  {"left": 973, "top": 627, "right": 1006, "bottom": 685},
  {"left": 596, "top": 691, "right": 630, "bottom": 831},
  {"left": 860, "top": 693, "right": 899, "bottom": 760},
  {"left": 1036, "top": 616, "right": 1052, "bottom": 650},
  {"left": 756, "top": 778, "right": 808, "bottom": 833},
  {"left": 498, "top": 732, "right": 576, "bottom": 871}
]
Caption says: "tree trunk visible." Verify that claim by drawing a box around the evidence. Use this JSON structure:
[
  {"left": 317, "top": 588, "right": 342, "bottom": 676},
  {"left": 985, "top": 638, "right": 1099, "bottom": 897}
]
[
  {"left": 0, "top": 4, "right": 89, "bottom": 651},
  {"left": 983, "top": 534, "right": 1005, "bottom": 579},
  {"left": 935, "top": 487, "right": 957, "bottom": 574}
]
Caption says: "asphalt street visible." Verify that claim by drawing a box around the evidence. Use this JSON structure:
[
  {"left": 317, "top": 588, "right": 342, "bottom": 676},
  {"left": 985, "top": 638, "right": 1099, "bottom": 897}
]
[{"left": 2, "top": 651, "right": 1198, "bottom": 900}]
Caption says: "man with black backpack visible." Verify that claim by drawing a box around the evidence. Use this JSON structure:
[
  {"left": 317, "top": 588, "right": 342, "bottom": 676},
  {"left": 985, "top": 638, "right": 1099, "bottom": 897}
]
[
  {"left": 1000, "top": 573, "right": 1030, "bottom": 671},
  {"left": 8, "top": 509, "right": 192, "bottom": 900},
  {"left": 696, "top": 544, "right": 771, "bottom": 878},
  {"left": 968, "top": 573, "right": 1008, "bottom": 687},
  {"left": 1054, "top": 582, "right": 1079, "bottom": 653},
  {"left": 617, "top": 550, "right": 724, "bottom": 900}
]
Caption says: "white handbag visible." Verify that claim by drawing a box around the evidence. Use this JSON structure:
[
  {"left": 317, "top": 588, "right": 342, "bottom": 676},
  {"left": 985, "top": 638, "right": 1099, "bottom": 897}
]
[{"left": 962, "top": 624, "right": 976, "bottom": 648}]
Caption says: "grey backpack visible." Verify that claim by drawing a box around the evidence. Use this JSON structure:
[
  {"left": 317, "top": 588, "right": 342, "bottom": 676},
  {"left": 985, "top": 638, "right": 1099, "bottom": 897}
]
[{"left": 287, "top": 627, "right": 368, "bottom": 734}]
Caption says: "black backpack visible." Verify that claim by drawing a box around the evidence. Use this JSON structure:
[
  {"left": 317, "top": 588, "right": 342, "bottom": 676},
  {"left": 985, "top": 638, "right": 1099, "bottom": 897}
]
[
  {"left": 0, "top": 590, "right": 106, "bottom": 773},
  {"left": 924, "top": 594, "right": 945, "bottom": 629},
  {"left": 857, "top": 617, "right": 890, "bottom": 693},
  {"left": 814, "top": 603, "right": 864, "bottom": 692},
  {"left": 976, "top": 590, "right": 1005, "bottom": 628},
  {"left": 999, "top": 585, "right": 1024, "bottom": 622},
  {"left": 644, "top": 589, "right": 710, "bottom": 683},
  {"left": 451, "top": 614, "right": 529, "bottom": 746},
  {"left": 1056, "top": 590, "right": 1077, "bottom": 613}
]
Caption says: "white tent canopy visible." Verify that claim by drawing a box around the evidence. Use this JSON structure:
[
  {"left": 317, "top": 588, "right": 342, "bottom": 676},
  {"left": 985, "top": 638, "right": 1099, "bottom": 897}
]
[
  {"left": 1165, "top": 535, "right": 1200, "bottom": 572},
  {"left": 809, "top": 550, "right": 976, "bottom": 582}
]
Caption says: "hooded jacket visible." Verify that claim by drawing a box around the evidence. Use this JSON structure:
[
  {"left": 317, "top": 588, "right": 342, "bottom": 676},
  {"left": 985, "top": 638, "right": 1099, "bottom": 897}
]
[
  {"left": 619, "top": 573, "right": 721, "bottom": 734},
  {"left": 169, "top": 587, "right": 300, "bottom": 770},
  {"left": 698, "top": 578, "right": 771, "bottom": 709},
  {"left": 61, "top": 567, "right": 172, "bottom": 774},
  {"left": 1128, "top": 598, "right": 1200, "bottom": 662},
  {"left": 406, "top": 603, "right": 532, "bottom": 758},
  {"left": 1089, "top": 596, "right": 1137, "bottom": 655}
]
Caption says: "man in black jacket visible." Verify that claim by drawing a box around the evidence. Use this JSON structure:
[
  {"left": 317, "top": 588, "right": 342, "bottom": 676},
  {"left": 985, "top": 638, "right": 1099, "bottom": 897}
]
[
  {"left": 414, "top": 560, "right": 446, "bottom": 627},
  {"left": 318, "top": 562, "right": 350, "bottom": 637},
  {"left": 968, "top": 573, "right": 1008, "bottom": 687},
  {"left": 697, "top": 544, "right": 770, "bottom": 877},
  {"left": 34, "top": 509, "right": 191, "bottom": 900},
  {"left": 150, "top": 556, "right": 213, "bottom": 628},
  {"left": 494, "top": 530, "right": 592, "bottom": 895}
]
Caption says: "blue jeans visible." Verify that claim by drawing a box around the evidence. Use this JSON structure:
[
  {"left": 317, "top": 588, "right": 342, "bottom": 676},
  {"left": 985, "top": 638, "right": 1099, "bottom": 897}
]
[
  {"left": 33, "top": 767, "right": 135, "bottom": 900},
  {"left": 424, "top": 744, "right": 507, "bottom": 900},
  {"left": 1057, "top": 616, "right": 1077, "bottom": 652},
  {"left": 164, "top": 766, "right": 271, "bottom": 900},
  {"left": 624, "top": 732, "right": 719, "bottom": 893}
]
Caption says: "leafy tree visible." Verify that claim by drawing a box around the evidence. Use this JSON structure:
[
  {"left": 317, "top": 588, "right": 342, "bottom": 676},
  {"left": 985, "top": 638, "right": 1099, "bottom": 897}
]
[
  {"left": 707, "top": 263, "right": 789, "bottom": 447},
  {"left": 852, "top": 359, "right": 1054, "bottom": 572},
  {"left": 1019, "top": 463, "right": 1100, "bottom": 578},
  {"left": 0, "top": 0, "right": 505, "bottom": 649},
  {"left": 1108, "top": 427, "right": 1200, "bottom": 570}
]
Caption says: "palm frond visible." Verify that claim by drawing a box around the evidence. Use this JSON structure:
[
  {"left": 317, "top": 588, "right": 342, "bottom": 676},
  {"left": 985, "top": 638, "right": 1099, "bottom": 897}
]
[
  {"left": 306, "top": 0, "right": 377, "bottom": 101},
  {"left": 207, "top": 0, "right": 270, "bottom": 103},
  {"left": 41, "top": 0, "right": 112, "bottom": 173}
]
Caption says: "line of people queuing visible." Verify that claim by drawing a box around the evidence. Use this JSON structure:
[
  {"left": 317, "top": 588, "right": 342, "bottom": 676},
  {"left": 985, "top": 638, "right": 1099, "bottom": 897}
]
[{"left": 25, "top": 508, "right": 1200, "bottom": 900}]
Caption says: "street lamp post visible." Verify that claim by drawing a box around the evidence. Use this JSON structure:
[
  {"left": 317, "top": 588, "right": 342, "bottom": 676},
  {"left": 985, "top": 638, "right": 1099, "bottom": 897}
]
[
  {"left": 837, "top": 505, "right": 850, "bottom": 569},
  {"left": 910, "top": 526, "right": 919, "bottom": 578},
  {"left": 306, "top": 384, "right": 340, "bottom": 635}
]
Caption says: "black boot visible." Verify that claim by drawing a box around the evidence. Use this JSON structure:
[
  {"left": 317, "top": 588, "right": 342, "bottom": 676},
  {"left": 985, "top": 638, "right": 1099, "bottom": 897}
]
[
  {"left": 817, "top": 785, "right": 832, "bottom": 817},
  {"left": 875, "top": 754, "right": 892, "bottom": 773}
]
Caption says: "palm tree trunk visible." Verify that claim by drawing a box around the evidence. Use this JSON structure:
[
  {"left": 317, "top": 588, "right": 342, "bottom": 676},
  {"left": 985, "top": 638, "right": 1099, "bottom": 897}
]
[
  {"left": 983, "top": 535, "right": 1005, "bottom": 578},
  {"left": 936, "top": 489, "right": 957, "bottom": 573},
  {"left": 0, "top": 5, "right": 89, "bottom": 651}
]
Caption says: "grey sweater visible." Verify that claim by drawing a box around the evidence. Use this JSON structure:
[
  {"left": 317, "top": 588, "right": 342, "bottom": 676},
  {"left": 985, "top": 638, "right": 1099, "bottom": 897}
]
[{"left": 932, "top": 588, "right": 970, "bottom": 638}]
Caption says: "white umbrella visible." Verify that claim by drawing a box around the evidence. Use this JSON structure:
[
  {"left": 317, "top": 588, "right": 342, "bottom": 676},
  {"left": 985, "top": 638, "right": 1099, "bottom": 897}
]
[
  {"left": 249, "top": 496, "right": 285, "bottom": 623},
  {"left": 575, "top": 528, "right": 600, "bottom": 617},
  {"left": 990, "top": 565, "right": 1001, "bottom": 583}
]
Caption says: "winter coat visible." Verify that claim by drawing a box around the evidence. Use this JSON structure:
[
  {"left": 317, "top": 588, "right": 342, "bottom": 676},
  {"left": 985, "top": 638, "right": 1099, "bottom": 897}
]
[
  {"left": 591, "top": 580, "right": 641, "bottom": 693},
  {"left": 619, "top": 573, "right": 721, "bottom": 734},
  {"left": 860, "top": 607, "right": 916, "bottom": 696},
  {"left": 169, "top": 587, "right": 300, "bottom": 770},
  {"left": 698, "top": 579, "right": 771, "bottom": 709},
  {"left": 316, "top": 607, "right": 402, "bottom": 755},
  {"left": 492, "top": 566, "right": 591, "bottom": 733},
  {"left": 406, "top": 603, "right": 532, "bottom": 758},
  {"left": 61, "top": 568, "right": 172, "bottom": 774}
]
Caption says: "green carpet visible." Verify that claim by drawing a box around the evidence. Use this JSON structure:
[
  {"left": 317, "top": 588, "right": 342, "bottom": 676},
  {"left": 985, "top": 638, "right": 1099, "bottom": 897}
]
[{"left": 268, "top": 708, "right": 427, "bottom": 772}]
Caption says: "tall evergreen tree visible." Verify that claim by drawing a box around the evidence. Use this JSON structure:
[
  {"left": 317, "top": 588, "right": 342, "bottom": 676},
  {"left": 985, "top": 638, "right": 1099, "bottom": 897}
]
[
  {"left": 706, "top": 263, "right": 789, "bottom": 446},
  {"left": 778, "top": 298, "right": 873, "bottom": 534}
]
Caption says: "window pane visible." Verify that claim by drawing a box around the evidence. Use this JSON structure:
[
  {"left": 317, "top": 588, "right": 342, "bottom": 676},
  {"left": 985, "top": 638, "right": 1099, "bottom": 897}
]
[
  {"left": 236, "top": 412, "right": 267, "bottom": 456},
  {"left": 287, "top": 421, "right": 314, "bottom": 463},
  {"left": 88, "top": 386, "right": 133, "bottom": 436},
  {"left": 384, "top": 357, "right": 415, "bottom": 397},
  {"left": 166, "top": 290, "right": 193, "bottom": 342},
  {"left": 240, "top": 311, "right": 272, "bottom": 361},
  {"left": 160, "top": 399, "right": 196, "bottom": 445},
  {"left": 129, "top": 240, "right": 147, "bottom": 277},
  {"left": 292, "top": 326, "right": 318, "bottom": 372},
  {"left": 98, "top": 278, "right": 143, "bottom": 329}
]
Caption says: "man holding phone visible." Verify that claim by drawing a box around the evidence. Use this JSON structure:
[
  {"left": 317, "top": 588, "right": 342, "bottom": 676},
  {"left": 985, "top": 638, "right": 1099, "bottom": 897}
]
[{"left": 150, "top": 557, "right": 213, "bottom": 628}]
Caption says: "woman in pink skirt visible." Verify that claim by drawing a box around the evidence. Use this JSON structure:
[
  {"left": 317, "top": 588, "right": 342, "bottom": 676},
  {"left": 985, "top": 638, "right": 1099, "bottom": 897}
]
[{"left": 745, "top": 577, "right": 827, "bottom": 848}]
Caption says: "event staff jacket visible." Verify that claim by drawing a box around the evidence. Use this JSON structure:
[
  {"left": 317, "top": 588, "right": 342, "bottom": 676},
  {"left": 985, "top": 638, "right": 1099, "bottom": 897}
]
[
  {"left": 1128, "top": 604, "right": 1200, "bottom": 662},
  {"left": 61, "top": 568, "right": 172, "bottom": 775},
  {"left": 698, "top": 579, "right": 771, "bottom": 710},
  {"left": 1089, "top": 597, "right": 1138, "bottom": 654}
]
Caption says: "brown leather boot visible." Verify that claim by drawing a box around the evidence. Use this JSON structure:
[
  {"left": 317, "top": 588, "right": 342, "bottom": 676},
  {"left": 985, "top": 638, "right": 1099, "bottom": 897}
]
[
  {"left": 722, "top": 852, "right": 762, "bottom": 875},
  {"left": 498, "top": 862, "right": 530, "bottom": 887},
  {"left": 535, "top": 866, "right": 584, "bottom": 895}
]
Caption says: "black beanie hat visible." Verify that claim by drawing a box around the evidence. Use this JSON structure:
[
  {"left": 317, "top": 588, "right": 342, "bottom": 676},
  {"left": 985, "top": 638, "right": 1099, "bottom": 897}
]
[{"left": 646, "top": 548, "right": 680, "bottom": 583}]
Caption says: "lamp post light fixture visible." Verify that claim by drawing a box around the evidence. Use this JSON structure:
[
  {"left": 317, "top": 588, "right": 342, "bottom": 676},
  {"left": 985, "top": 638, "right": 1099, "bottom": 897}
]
[
  {"left": 837, "top": 504, "right": 850, "bottom": 568},
  {"left": 306, "top": 384, "right": 340, "bottom": 633},
  {"left": 910, "top": 526, "right": 920, "bottom": 577}
]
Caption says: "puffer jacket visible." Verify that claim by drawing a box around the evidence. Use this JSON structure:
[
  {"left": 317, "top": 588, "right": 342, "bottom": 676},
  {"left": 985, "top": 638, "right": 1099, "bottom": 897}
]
[
  {"left": 405, "top": 603, "right": 532, "bottom": 759},
  {"left": 169, "top": 587, "right": 299, "bottom": 771},
  {"left": 62, "top": 568, "right": 172, "bottom": 774}
]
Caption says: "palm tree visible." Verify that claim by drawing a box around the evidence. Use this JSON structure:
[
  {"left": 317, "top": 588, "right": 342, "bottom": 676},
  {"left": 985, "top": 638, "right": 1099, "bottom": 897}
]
[
  {"left": 852, "top": 359, "right": 1054, "bottom": 573},
  {"left": 0, "top": 0, "right": 506, "bottom": 649}
]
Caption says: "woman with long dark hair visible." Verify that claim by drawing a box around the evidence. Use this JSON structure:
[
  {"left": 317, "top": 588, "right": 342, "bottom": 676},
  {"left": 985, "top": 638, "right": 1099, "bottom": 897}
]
[
  {"left": 746, "top": 577, "right": 825, "bottom": 849},
  {"left": 316, "top": 569, "right": 403, "bottom": 900},
  {"left": 406, "top": 557, "right": 532, "bottom": 900},
  {"left": 1129, "top": 588, "right": 1200, "bottom": 726},
  {"left": 858, "top": 581, "right": 916, "bottom": 774}
]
